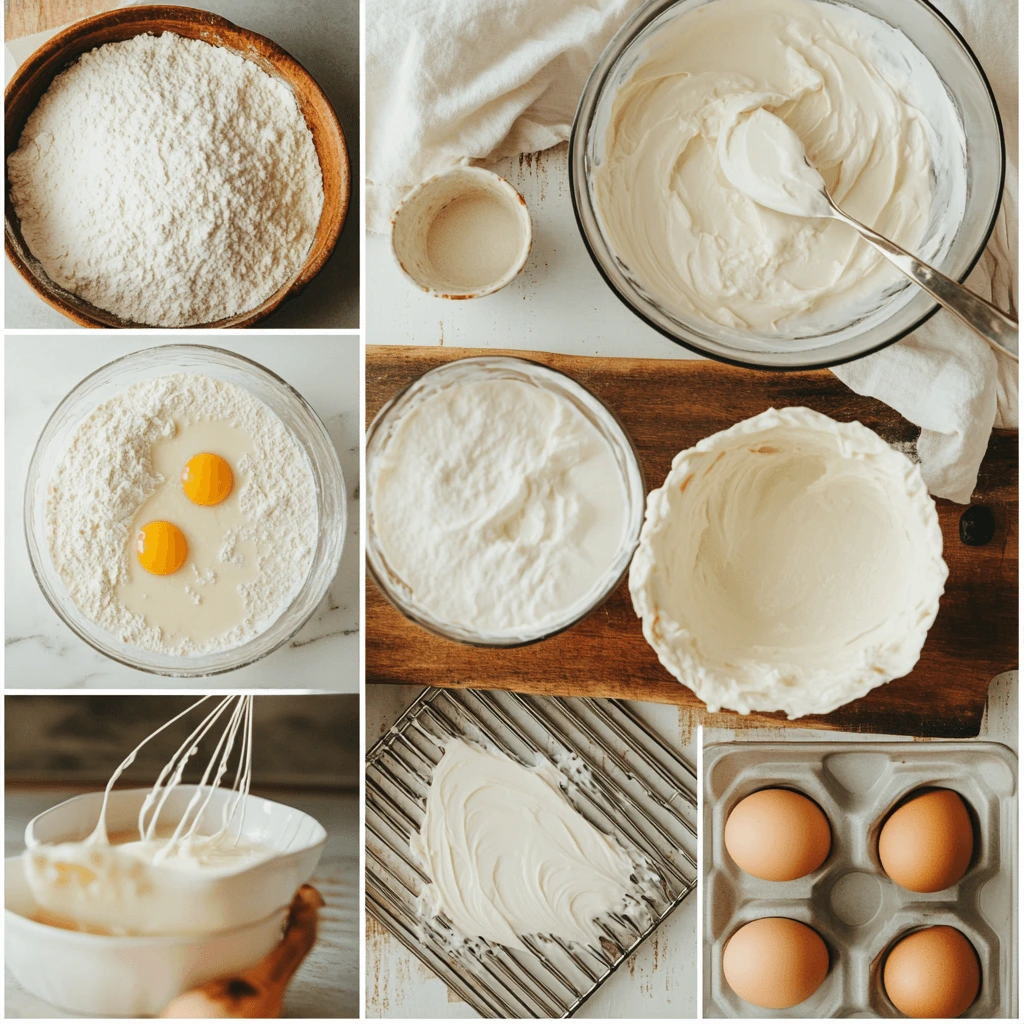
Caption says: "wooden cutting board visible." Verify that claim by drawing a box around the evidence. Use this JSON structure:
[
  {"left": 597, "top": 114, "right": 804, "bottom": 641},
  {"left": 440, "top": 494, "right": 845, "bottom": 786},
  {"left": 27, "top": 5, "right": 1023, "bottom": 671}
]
[{"left": 366, "top": 346, "right": 1018, "bottom": 738}]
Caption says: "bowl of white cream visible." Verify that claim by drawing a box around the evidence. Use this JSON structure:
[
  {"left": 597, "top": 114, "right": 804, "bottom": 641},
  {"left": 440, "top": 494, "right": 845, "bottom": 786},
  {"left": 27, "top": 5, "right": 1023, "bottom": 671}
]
[
  {"left": 630, "top": 407, "right": 948, "bottom": 718},
  {"left": 366, "top": 356, "right": 646, "bottom": 645},
  {"left": 570, "top": 0, "right": 1004, "bottom": 369},
  {"left": 23, "top": 786, "right": 326, "bottom": 936}
]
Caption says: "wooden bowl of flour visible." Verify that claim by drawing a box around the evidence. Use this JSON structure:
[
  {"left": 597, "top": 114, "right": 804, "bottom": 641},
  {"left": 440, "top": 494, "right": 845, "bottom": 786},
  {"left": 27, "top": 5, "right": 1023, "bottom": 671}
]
[{"left": 4, "top": 5, "right": 349, "bottom": 328}]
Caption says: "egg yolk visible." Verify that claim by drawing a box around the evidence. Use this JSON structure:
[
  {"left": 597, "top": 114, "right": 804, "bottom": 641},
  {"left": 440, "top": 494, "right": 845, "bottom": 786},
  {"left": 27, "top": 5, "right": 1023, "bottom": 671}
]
[
  {"left": 181, "top": 453, "right": 233, "bottom": 507},
  {"left": 136, "top": 521, "right": 188, "bottom": 576}
]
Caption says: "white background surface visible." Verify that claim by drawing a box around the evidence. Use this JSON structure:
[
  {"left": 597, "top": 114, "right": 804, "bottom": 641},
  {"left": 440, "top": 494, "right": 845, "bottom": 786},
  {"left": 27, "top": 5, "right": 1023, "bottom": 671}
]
[
  {"left": 4, "top": 336, "right": 361, "bottom": 690},
  {"left": 5, "top": 0, "right": 361, "bottom": 330}
]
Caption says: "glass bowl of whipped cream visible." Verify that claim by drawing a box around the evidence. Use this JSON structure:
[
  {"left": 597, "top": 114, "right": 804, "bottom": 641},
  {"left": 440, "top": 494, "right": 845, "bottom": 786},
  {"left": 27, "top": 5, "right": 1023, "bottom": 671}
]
[
  {"left": 24, "top": 345, "right": 347, "bottom": 677},
  {"left": 570, "top": 0, "right": 1005, "bottom": 370},
  {"left": 366, "top": 356, "right": 646, "bottom": 646}
]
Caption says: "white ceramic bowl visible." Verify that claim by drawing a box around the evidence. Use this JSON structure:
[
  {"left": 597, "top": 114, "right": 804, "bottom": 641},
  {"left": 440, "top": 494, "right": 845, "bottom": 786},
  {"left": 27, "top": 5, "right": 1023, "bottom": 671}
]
[
  {"left": 5, "top": 856, "right": 286, "bottom": 1017},
  {"left": 24, "top": 786, "right": 326, "bottom": 935},
  {"left": 391, "top": 165, "right": 533, "bottom": 298},
  {"left": 24, "top": 344, "right": 347, "bottom": 676}
]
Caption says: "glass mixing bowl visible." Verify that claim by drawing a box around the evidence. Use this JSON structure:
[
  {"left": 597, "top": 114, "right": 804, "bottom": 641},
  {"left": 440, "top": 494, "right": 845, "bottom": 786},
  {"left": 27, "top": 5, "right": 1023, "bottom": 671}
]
[
  {"left": 365, "top": 356, "right": 647, "bottom": 647},
  {"left": 569, "top": 0, "right": 1005, "bottom": 370},
  {"left": 24, "top": 344, "right": 346, "bottom": 677}
]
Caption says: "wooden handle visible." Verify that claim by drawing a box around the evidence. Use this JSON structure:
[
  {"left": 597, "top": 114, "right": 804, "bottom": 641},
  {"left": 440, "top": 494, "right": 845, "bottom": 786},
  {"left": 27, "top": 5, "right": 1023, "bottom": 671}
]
[{"left": 159, "top": 885, "right": 325, "bottom": 1019}]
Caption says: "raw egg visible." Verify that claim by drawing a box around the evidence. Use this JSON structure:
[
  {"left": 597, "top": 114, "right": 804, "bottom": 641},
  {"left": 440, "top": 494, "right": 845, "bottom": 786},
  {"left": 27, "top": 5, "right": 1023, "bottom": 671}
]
[
  {"left": 723, "top": 917, "right": 829, "bottom": 1009},
  {"left": 883, "top": 926, "right": 980, "bottom": 1018},
  {"left": 724, "top": 788, "right": 831, "bottom": 881},
  {"left": 181, "top": 452, "right": 233, "bottom": 506},
  {"left": 878, "top": 789, "right": 974, "bottom": 892},
  {"left": 136, "top": 520, "right": 187, "bottom": 576}
]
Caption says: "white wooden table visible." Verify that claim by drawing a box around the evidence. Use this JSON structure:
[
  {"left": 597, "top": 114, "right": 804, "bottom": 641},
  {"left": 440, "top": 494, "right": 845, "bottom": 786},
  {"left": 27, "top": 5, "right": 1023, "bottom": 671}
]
[
  {"left": 367, "top": 145, "right": 695, "bottom": 361},
  {"left": 5, "top": 787, "right": 359, "bottom": 1018},
  {"left": 4, "top": 336, "right": 360, "bottom": 690},
  {"left": 365, "top": 142, "right": 1017, "bottom": 1017}
]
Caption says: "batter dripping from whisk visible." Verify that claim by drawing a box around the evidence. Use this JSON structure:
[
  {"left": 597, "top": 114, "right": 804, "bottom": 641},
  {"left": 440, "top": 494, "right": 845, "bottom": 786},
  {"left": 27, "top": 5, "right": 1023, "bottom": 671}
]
[{"left": 24, "top": 696, "right": 277, "bottom": 935}]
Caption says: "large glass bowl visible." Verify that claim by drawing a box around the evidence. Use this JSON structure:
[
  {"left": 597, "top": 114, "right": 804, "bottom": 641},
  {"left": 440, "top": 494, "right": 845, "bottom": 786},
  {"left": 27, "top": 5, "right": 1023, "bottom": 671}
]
[
  {"left": 24, "top": 344, "right": 346, "bottom": 677},
  {"left": 365, "top": 356, "right": 647, "bottom": 647},
  {"left": 569, "top": 0, "right": 1005, "bottom": 370}
]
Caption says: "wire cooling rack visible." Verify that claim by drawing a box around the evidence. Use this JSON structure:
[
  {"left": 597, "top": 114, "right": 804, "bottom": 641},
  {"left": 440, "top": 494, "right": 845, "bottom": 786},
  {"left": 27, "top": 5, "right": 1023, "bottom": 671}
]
[{"left": 365, "top": 688, "right": 698, "bottom": 1018}]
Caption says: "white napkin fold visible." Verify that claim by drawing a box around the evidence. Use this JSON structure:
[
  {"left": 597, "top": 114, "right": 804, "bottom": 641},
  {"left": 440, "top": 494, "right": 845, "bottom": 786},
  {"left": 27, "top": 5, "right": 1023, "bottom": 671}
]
[
  {"left": 832, "top": 0, "right": 1018, "bottom": 504},
  {"left": 366, "top": 0, "right": 643, "bottom": 232},
  {"left": 367, "top": 0, "right": 1017, "bottom": 502}
]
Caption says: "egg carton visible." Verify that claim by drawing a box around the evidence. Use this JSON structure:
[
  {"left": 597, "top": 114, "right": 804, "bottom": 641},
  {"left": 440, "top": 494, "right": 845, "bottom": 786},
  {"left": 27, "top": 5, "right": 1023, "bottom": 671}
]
[{"left": 703, "top": 741, "right": 1018, "bottom": 1018}]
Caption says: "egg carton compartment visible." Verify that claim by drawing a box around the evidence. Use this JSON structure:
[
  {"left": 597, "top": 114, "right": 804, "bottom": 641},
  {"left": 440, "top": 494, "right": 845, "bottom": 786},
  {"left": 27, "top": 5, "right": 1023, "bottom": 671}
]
[
  {"left": 703, "top": 741, "right": 1018, "bottom": 1018},
  {"left": 366, "top": 688, "right": 698, "bottom": 1018}
]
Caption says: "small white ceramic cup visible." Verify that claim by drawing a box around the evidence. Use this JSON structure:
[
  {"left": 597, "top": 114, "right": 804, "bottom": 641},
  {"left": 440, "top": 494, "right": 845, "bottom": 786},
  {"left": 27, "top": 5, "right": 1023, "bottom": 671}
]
[{"left": 390, "top": 165, "right": 532, "bottom": 299}]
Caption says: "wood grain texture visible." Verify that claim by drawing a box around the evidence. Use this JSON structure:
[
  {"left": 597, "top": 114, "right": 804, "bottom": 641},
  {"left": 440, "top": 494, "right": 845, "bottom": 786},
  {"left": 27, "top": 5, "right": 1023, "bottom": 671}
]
[
  {"left": 4, "top": 0, "right": 112, "bottom": 39},
  {"left": 4, "top": 4, "right": 349, "bottom": 328},
  {"left": 5, "top": 0, "right": 114, "bottom": 40},
  {"left": 366, "top": 346, "right": 1018, "bottom": 739}
]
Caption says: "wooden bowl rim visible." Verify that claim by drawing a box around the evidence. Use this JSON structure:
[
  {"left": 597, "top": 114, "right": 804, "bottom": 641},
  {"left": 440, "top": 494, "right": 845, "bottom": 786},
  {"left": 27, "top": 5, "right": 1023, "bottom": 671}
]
[{"left": 4, "top": 3, "right": 350, "bottom": 329}]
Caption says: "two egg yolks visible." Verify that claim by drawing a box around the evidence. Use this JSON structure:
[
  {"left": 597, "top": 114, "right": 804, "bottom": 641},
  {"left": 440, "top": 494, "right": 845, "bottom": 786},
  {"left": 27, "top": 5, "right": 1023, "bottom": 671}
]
[{"left": 135, "top": 454, "right": 233, "bottom": 576}]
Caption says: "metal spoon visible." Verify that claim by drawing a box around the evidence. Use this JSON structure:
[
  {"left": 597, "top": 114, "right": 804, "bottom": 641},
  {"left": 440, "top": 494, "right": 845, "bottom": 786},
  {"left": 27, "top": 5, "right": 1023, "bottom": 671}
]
[
  {"left": 817, "top": 188, "right": 1018, "bottom": 362},
  {"left": 719, "top": 108, "right": 1017, "bottom": 361}
]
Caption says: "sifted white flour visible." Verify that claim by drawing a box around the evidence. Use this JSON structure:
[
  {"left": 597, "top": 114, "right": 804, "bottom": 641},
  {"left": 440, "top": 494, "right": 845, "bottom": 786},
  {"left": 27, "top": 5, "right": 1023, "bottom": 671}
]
[
  {"left": 46, "top": 374, "right": 318, "bottom": 656},
  {"left": 8, "top": 33, "right": 324, "bottom": 327}
]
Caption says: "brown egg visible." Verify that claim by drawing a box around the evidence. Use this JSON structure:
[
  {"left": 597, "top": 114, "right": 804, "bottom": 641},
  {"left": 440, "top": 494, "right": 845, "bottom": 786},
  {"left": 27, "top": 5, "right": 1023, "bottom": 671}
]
[
  {"left": 883, "top": 926, "right": 980, "bottom": 1018},
  {"left": 878, "top": 789, "right": 974, "bottom": 893},
  {"left": 723, "top": 917, "right": 829, "bottom": 1009},
  {"left": 724, "top": 788, "right": 831, "bottom": 881}
]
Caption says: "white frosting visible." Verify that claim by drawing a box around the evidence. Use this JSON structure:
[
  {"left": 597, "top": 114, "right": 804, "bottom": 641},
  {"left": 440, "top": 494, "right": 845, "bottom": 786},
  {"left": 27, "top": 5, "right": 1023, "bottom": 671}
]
[
  {"left": 370, "top": 367, "right": 633, "bottom": 639},
  {"left": 629, "top": 408, "right": 947, "bottom": 718},
  {"left": 718, "top": 108, "right": 831, "bottom": 219},
  {"left": 24, "top": 696, "right": 275, "bottom": 936},
  {"left": 411, "top": 739, "right": 638, "bottom": 951},
  {"left": 593, "top": 0, "right": 966, "bottom": 334}
]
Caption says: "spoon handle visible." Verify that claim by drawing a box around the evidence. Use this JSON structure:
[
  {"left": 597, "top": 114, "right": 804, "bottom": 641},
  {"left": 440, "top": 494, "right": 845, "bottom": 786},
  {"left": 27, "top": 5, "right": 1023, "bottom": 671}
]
[{"left": 826, "top": 199, "right": 1018, "bottom": 362}]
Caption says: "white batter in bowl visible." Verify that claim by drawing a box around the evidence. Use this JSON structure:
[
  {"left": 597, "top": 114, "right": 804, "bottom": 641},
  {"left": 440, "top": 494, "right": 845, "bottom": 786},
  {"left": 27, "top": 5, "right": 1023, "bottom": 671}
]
[
  {"left": 629, "top": 408, "right": 947, "bottom": 717},
  {"left": 571, "top": 0, "right": 1004, "bottom": 369},
  {"left": 366, "top": 357, "right": 646, "bottom": 645}
]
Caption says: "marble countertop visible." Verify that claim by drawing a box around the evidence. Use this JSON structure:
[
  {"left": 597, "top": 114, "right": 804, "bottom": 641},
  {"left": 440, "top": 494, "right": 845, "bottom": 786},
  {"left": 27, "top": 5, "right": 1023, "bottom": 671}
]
[
  {"left": 5, "top": 0, "right": 360, "bottom": 330},
  {"left": 4, "top": 336, "right": 360, "bottom": 690},
  {"left": 5, "top": 786, "right": 358, "bottom": 1018}
]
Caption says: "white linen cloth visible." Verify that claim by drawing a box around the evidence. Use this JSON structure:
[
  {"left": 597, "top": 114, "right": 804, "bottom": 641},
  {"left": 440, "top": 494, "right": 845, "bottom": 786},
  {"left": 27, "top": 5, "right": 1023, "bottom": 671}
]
[
  {"left": 366, "top": 0, "right": 643, "bottom": 231},
  {"left": 367, "top": 0, "right": 1017, "bottom": 503},
  {"left": 832, "top": 0, "right": 1018, "bottom": 503}
]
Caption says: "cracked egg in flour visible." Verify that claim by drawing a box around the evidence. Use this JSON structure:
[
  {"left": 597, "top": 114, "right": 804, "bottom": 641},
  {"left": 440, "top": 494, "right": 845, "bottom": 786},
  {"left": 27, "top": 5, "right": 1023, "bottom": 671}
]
[{"left": 629, "top": 408, "right": 947, "bottom": 718}]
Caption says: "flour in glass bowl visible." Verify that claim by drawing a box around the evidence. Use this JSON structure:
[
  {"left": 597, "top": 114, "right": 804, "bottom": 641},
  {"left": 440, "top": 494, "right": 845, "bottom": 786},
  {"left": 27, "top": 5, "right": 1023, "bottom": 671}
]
[
  {"left": 7, "top": 32, "right": 324, "bottom": 326},
  {"left": 46, "top": 374, "right": 318, "bottom": 656}
]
